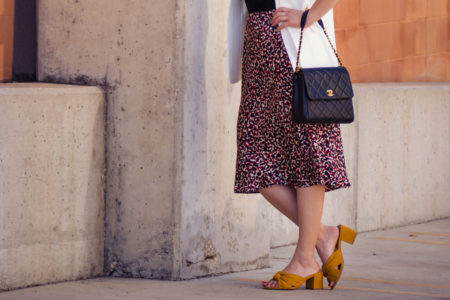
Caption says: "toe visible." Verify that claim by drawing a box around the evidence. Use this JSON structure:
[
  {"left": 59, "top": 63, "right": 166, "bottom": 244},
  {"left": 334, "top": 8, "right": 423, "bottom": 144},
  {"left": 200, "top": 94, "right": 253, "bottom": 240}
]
[{"left": 270, "top": 280, "right": 277, "bottom": 288}]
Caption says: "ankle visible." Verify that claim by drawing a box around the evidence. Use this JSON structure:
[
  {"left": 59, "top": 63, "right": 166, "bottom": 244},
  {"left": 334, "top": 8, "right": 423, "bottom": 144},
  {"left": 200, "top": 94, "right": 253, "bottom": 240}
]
[
  {"left": 316, "top": 224, "right": 330, "bottom": 244},
  {"left": 291, "top": 254, "right": 319, "bottom": 269},
  {"left": 316, "top": 225, "right": 338, "bottom": 247}
]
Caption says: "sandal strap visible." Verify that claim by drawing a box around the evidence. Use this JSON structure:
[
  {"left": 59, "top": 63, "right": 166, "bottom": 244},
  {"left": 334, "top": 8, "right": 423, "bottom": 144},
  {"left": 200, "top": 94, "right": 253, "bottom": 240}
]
[
  {"left": 270, "top": 271, "right": 306, "bottom": 289},
  {"left": 322, "top": 249, "right": 343, "bottom": 282}
]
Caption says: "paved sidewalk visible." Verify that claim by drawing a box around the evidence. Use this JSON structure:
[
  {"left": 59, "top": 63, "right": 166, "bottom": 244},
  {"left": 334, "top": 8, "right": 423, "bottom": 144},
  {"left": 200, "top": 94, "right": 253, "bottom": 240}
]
[{"left": 1, "top": 218, "right": 449, "bottom": 300}]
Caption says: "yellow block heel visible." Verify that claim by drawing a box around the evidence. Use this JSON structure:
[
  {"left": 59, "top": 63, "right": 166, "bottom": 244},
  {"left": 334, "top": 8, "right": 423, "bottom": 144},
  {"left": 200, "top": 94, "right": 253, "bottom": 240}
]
[
  {"left": 264, "top": 270, "right": 323, "bottom": 290},
  {"left": 305, "top": 271, "right": 324, "bottom": 290},
  {"left": 322, "top": 224, "right": 357, "bottom": 290},
  {"left": 340, "top": 224, "right": 357, "bottom": 245}
]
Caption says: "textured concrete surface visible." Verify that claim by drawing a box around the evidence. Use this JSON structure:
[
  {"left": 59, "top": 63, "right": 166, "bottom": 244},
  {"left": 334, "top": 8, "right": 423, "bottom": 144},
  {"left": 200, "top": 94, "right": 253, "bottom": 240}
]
[
  {"left": 271, "top": 82, "right": 450, "bottom": 246},
  {"left": 36, "top": 0, "right": 450, "bottom": 280},
  {"left": 355, "top": 83, "right": 450, "bottom": 231},
  {"left": 178, "top": 0, "right": 270, "bottom": 278},
  {"left": 38, "top": 0, "right": 185, "bottom": 279},
  {"left": 0, "top": 83, "right": 105, "bottom": 290},
  {"left": 1, "top": 219, "right": 449, "bottom": 299},
  {"left": 37, "top": 0, "right": 271, "bottom": 280}
]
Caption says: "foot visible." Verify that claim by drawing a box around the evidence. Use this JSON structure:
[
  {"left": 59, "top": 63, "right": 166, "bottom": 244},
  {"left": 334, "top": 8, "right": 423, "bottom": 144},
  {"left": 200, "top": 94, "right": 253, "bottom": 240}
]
[
  {"left": 262, "top": 259, "right": 321, "bottom": 288},
  {"left": 316, "top": 225, "right": 339, "bottom": 288}
]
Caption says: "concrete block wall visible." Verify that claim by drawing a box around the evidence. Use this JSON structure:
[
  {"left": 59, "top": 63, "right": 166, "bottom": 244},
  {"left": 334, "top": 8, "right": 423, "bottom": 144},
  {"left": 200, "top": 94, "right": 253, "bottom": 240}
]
[
  {"left": 0, "top": 83, "right": 105, "bottom": 291},
  {"left": 270, "top": 83, "right": 450, "bottom": 247},
  {"left": 354, "top": 83, "right": 450, "bottom": 231}
]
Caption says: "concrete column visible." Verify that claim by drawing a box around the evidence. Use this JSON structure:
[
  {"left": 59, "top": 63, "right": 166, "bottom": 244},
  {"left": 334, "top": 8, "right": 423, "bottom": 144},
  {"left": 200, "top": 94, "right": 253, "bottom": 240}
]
[
  {"left": 37, "top": 0, "right": 270, "bottom": 280},
  {"left": 177, "top": 1, "right": 270, "bottom": 278}
]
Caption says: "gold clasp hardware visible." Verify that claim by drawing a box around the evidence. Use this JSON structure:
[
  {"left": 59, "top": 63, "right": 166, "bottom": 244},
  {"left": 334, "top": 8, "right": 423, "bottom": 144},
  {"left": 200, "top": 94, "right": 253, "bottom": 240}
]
[{"left": 327, "top": 89, "right": 334, "bottom": 97}]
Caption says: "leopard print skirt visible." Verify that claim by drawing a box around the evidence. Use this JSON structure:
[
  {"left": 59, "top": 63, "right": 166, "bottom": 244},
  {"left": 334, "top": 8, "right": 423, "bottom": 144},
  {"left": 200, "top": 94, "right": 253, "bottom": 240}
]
[{"left": 234, "top": 9, "right": 351, "bottom": 193}]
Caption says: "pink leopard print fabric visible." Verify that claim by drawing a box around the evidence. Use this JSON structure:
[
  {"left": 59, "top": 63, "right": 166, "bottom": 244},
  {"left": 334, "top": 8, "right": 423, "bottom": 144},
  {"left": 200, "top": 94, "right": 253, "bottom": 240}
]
[{"left": 234, "top": 10, "right": 351, "bottom": 193}]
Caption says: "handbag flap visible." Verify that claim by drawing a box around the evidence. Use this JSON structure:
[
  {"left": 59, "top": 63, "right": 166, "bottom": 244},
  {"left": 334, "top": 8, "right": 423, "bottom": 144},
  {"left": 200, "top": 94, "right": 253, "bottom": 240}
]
[{"left": 301, "top": 67, "right": 354, "bottom": 100}]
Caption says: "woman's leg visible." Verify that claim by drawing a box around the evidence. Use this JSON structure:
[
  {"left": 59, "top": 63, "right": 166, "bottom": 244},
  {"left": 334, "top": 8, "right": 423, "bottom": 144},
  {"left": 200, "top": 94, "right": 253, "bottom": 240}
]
[
  {"left": 260, "top": 184, "right": 339, "bottom": 287},
  {"left": 259, "top": 184, "right": 298, "bottom": 223},
  {"left": 264, "top": 184, "right": 325, "bottom": 288}
]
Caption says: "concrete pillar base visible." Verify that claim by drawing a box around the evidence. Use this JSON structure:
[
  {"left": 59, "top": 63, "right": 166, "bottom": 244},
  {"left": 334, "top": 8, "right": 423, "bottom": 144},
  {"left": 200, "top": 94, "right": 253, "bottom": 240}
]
[{"left": 0, "top": 83, "right": 105, "bottom": 291}]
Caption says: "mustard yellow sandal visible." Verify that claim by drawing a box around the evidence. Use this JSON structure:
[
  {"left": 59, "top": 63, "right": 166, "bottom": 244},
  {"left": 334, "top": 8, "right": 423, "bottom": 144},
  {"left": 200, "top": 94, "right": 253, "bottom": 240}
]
[
  {"left": 263, "top": 270, "right": 323, "bottom": 290},
  {"left": 322, "top": 224, "right": 357, "bottom": 290}
]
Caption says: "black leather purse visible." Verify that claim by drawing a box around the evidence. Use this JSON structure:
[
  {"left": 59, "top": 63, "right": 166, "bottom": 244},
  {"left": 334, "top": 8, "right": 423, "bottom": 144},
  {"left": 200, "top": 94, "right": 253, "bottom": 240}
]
[{"left": 292, "top": 10, "right": 354, "bottom": 124}]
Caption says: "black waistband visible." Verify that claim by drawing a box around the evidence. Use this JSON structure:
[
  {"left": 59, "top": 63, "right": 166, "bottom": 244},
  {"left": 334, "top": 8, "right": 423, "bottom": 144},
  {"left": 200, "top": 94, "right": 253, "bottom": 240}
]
[{"left": 245, "top": 0, "right": 276, "bottom": 13}]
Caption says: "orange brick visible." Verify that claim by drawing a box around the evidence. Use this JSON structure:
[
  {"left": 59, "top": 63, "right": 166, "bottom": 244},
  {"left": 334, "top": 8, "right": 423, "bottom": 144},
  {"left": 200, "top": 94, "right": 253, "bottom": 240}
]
[
  {"left": 346, "top": 64, "right": 379, "bottom": 83},
  {"left": 0, "top": 14, "right": 14, "bottom": 82},
  {"left": 339, "top": 27, "right": 371, "bottom": 66},
  {"left": 446, "top": 16, "right": 450, "bottom": 52},
  {"left": 349, "top": 55, "right": 430, "bottom": 82},
  {"left": 360, "top": 0, "right": 406, "bottom": 25},
  {"left": 397, "top": 55, "right": 428, "bottom": 81},
  {"left": 426, "top": 17, "right": 448, "bottom": 54},
  {"left": 0, "top": 66, "right": 12, "bottom": 82},
  {"left": 425, "top": 53, "right": 450, "bottom": 81},
  {"left": 0, "top": 0, "right": 14, "bottom": 16},
  {"left": 447, "top": 52, "right": 450, "bottom": 82},
  {"left": 335, "top": 29, "right": 350, "bottom": 64},
  {"left": 0, "top": 43, "right": 12, "bottom": 72},
  {"left": 380, "top": 60, "right": 403, "bottom": 82},
  {"left": 334, "top": 0, "right": 359, "bottom": 30},
  {"left": 426, "top": 0, "right": 447, "bottom": 17},
  {"left": 405, "top": 0, "right": 427, "bottom": 20},
  {"left": 0, "top": 16, "right": 14, "bottom": 43},
  {"left": 400, "top": 19, "right": 427, "bottom": 56},
  {"left": 334, "top": 1, "right": 449, "bottom": 83},
  {"left": 364, "top": 22, "right": 403, "bottom": 62}
]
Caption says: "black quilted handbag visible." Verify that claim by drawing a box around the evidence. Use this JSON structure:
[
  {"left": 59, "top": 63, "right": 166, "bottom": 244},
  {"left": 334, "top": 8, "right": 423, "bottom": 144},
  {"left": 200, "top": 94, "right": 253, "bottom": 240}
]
[{"left": 292, "top": 10, "right": 354, "bottom": 124}]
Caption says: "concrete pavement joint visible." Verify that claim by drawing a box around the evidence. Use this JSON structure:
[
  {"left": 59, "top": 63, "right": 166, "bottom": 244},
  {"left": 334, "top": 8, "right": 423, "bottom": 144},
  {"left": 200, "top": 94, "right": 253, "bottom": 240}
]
[
  {"left": 336, "top": 286, "right": 450, "bottom": 299},
  {"left": 376, "top": 236, "right": 450, "bottom": 246},
  {"left": 340, "top": 277, "right": 450, "bottom": 290},
  {"left": 409, "top": 232, "right": 450, "bottom": 237}
]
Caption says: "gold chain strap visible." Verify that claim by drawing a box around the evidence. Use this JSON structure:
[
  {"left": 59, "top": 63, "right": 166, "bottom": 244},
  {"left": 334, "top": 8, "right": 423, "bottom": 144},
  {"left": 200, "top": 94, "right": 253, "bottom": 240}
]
[
  {"left": 322, "top": 27, "right": 343, "bottom": 67},
  {"left": 295, "top": 11, "right": 343, "bottom": 72},
  {"left": 295, "top": 29, "right": 305, "bottom": 72}
]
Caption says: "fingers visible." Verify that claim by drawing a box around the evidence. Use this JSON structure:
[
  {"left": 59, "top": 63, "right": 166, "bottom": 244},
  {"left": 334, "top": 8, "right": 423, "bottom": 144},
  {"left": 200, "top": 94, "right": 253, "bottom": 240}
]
[
  {"left": 275, "top": 22, "right": 290, "bottom": 32},
  {"left": 271, "top": 11, "right": 288, "bottom": 26},
  {"left": 272, "top": 8, "right": 303, "bottom": 31}
]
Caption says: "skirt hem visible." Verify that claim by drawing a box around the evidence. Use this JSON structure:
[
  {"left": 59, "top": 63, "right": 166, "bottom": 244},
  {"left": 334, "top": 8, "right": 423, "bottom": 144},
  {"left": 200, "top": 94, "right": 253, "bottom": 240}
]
[{"left": 233, "top": 181, "right": 351, "bottom": 194}]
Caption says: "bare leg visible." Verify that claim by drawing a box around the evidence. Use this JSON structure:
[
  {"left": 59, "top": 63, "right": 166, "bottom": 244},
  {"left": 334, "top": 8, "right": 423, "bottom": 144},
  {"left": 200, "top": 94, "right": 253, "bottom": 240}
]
[
  {"left": 264, "top": 184, "right": 325, "bottom": 288},
  {"left": 260, "top": 184, "right": 339, "bottom": 287}
]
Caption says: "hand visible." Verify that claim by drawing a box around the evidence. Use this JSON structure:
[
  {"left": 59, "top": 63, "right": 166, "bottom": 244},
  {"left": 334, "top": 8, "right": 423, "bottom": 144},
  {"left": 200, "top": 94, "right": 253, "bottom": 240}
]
[{"left": 271, "top": 6, "right": 309, "bottom": 32}]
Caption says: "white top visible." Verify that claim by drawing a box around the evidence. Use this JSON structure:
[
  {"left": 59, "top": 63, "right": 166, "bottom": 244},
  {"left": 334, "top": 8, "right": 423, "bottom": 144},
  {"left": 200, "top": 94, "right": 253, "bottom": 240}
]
[{"left": 227, "top": 0, "right": 339, "bottom": 83}]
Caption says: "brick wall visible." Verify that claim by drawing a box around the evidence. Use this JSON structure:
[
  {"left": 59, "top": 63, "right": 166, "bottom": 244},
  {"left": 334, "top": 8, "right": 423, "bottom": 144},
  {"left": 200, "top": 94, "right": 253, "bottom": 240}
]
[
  {"left": 0, "top": 0, "right": 14, "bottom": 82},
  {"left": 334, "top": 0, "right": 449, "bottom": 82},
  {"left": 1, "top": 1, "right": 448, "bottom": 83}
]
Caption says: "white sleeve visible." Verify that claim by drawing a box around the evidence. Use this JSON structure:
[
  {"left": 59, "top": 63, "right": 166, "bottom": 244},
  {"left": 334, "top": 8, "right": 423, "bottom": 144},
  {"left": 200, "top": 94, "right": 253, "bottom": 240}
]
[{"left": 227, "top": 0, "right": 248, "bottom": 84}]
